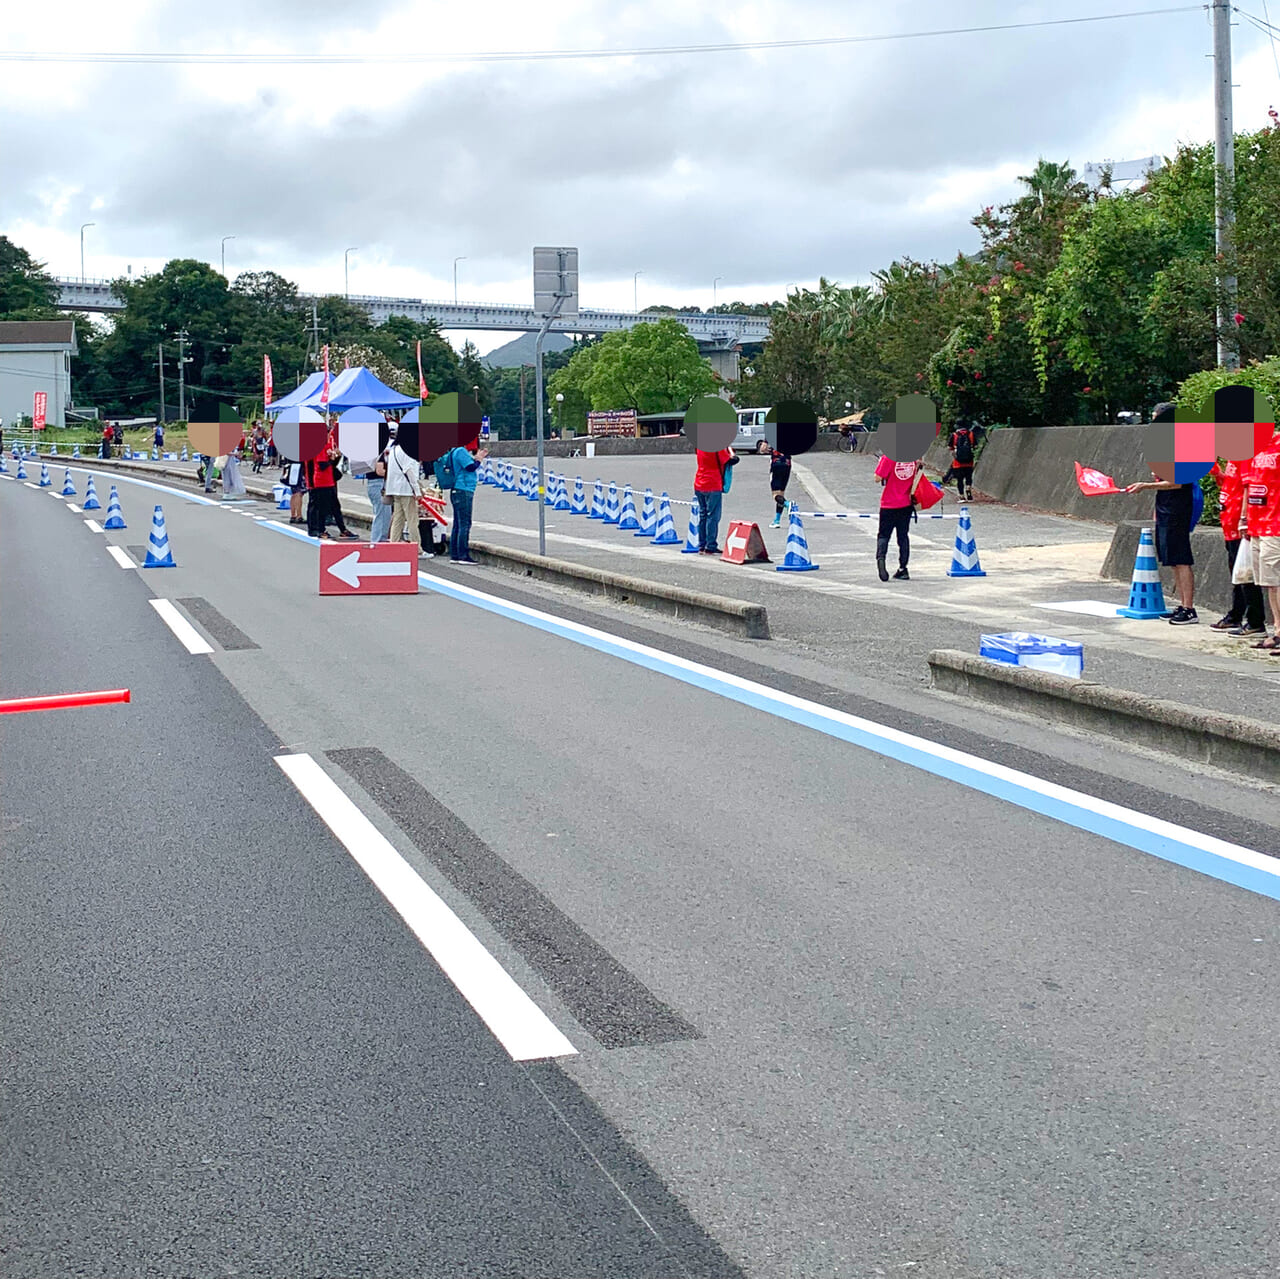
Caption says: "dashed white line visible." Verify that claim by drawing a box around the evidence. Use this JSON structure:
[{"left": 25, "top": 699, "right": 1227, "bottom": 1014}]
[
  {"left": 67, "top": 503, "right": 82, "bottom": 512},
  {"left": 84, "top": 518, "right": 104, "bottom": 533},
  {"left": 105, "top": 545, "right": 136, "bottom": 569},
  {"left": 149, "top": 599, "right": 214, "bottom": 655},
  {"left": 274, "top": 752, "right": 577, "bottom": 1063}
]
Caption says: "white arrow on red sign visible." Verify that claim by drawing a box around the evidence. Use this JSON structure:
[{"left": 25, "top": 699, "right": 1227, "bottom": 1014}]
[
  {"left": 725, "top": 528, "right": 749, "bottom": 556},
  {"left": 327, "top": 551, "right": 413, "bottom": 589}
]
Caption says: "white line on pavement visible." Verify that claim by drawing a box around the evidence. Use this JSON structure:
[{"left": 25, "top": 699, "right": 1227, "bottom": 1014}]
[
  {"left": 274, "top": 753, "right": 577, "bottom": 1063},
  {"left": 149, "top": 599, "right": 214, "bottom": 655},
  {"left": 105, "top": 545, "right": 135, "bottom": 569},
  {"left": 24, "top": 482, "right": 40, "bottom": 489},
  {"left": 83, "top": 519, "right": 103, "bottom": 533},
  {"left": 67, "top": 503, "right": 81, "bottom": 512}
]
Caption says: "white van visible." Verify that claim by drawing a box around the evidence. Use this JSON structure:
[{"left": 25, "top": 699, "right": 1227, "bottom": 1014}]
[{"left": 734, "top": 407, "right": 770, "bottom": 451}]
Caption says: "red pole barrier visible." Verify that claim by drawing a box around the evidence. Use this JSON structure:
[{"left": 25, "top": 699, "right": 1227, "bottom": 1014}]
[{"left": 0, "top": 689, "right": 131, "bottom": 715}]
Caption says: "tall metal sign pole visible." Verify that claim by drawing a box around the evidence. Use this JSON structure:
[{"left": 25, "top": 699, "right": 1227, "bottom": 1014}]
[
  {"left": 532, "top": 247, "right": 579, "bottom": 557},
  {"left": 1213, "top": 0, "right": 1239, "bottom": 370}
]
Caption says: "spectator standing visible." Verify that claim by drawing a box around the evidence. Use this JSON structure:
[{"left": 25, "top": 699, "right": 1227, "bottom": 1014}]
[
  {"left": 101, "top": 423, "right": 113, "bottom": 459},
  {"left": 874, "top": 453, "right": 919, "bottom": 581},
  {"left": 445, "top": 437, "right": 487, "bottom": 563},
  {"left": 154, "top": 423, "right": 165, "bottom": 452},
  {"left": 201, "top": 453, "right": 217, "bottom": 494},
  {"left": 693, "top": 444, "right": 739, "bottom": 554},
  {"left": 112, "top": 422, "right": 123, "bottom": 449},
  {"left": 384, "top": 438, "right": 423, "bottom": 546},
  {"left": 221, "top": 433, "right": 248, "bottom": 499},
  {"left": 1209, "top": 458, "right": 1266, "bottom": 636},
  {"left": 1125, "top": 405, "right": 1197, "bottom": 625},
  {"left": 765, "top": 444, "right": 792, "bottom": 527},
  {"left": 948, "top": 420, "right": 980, "bottom": 501},
  {"left": 1240, "top": 425, "right": 1280, "bottom": 650},
  {"left": 357, "top": 435, "right": 392, "bottom": 544},
  {"left": 283, "top": 459, "right": 306, "bottom": 524},
  {"left": 304, "top": 433, "right": 356, "bottom": 540}
]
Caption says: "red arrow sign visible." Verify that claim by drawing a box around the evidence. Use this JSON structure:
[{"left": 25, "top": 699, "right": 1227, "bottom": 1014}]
[{"left": 319, "top": 542, "right": 420, "bottom": 595}]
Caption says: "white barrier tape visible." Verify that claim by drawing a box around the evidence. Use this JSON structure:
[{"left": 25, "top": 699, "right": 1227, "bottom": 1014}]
[{"left": 800, "top": 510, "right": 960, "bottom": 520}]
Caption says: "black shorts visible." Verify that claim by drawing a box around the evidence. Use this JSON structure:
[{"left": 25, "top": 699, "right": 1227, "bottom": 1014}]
[{"left": 1155, "top": 517, "right": 1194, "bottom": 567}]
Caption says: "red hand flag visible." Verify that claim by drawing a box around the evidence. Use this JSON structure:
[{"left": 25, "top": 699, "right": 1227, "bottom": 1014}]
[{"left": 1074, "top": 461, "right": 1121, "bottom": 495}]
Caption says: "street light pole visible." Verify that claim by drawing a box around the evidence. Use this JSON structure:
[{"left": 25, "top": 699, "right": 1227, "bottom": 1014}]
[
  {"left": 713, "top": 276, "right": 723, "bottom": 309},
  {"left": 633, "top": 270, "right": 643, "bottom": 312},
  {"left": 79, "top": 223, "right": 95, "bottom": 283},
  {"left": 345, "top": 247, "right": 358, "bottom": 299},
  {"left": 221, "top": 235, "right": 236, "bottom": 276},
  {"left": 453, "top": 256, "right": 467, "bottom": 304}
]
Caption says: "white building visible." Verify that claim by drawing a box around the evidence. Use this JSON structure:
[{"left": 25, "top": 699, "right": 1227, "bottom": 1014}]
[{"left": 0, "top": 320, "right": 79, "bottom": 430}]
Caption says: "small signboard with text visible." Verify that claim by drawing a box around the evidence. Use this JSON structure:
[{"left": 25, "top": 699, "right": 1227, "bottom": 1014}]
[
  {"left": 587, "top": 409, "right": 638, "bottom": 438},
  {"left": 32, "top": 391, "right": 47, "bottom": 431}
]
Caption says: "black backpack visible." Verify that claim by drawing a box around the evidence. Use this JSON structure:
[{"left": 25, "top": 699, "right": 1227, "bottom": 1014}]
[{"left": 953, "top": 427, "right": 974, "bottom": 464}]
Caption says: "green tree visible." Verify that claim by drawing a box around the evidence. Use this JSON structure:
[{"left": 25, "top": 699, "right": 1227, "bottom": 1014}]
[
  {"left": 0, "top": 236, "right": 59, "bottom": 314},
  {"left": 580, "top": 318, "right": 716, "bottom": 414}
]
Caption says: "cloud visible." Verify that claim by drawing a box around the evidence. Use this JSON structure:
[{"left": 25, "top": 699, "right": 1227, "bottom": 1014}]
[{"left": 0, "top": 0, "right": 1263, "bottom": 322}]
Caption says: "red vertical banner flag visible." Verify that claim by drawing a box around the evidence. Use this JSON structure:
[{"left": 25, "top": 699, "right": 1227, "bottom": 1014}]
[
  {"left": 416, "top": 339, "right": 428, "bottom": 402},
  {"left": 263, "top": 355, "right": 273, "bottom": 407},
  {"left": 32, "top": 391, "right": 47, "bottom": 430},
  {"left": 320, "top": 344, "right": 330, "bottom": 408}
]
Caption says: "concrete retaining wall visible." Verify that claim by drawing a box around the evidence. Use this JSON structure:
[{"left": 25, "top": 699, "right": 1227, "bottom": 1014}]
[
  {"left": 487, "top": 431, "right": 847, "bottom": 459},
  {"left": 928, "top": 649, "right": 1280, "bottom": 781}
]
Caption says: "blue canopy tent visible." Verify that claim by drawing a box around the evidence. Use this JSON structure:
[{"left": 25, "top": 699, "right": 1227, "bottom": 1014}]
[
  {"left": 263, "top": 366, "right": 418, "bottom": 414},
  {"left": 264, "top": 372, "right": 325, "bottom": 415}
]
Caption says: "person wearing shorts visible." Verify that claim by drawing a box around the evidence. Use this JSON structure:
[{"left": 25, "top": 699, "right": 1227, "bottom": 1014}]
[
  {"left": 1240, "top": 428, "right": 1280, "bottom": 651},
  {"left": 764, "top": 443, "right": 791, "bottom": 527}
]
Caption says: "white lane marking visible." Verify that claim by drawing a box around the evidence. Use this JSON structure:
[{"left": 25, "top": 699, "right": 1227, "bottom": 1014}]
[
  {"left": 84, "top": 519, "right": 104, "bottom": 533},
  {"left": 274, "top": 752, "right": 577, "bottom": 1062},
  {"left": 106, "top": 545, "right": 136, "bottom": 568},
  {"left": 149, "top": 599, "right": 214, "bottom": 655},
  {"left": 1038, "top": 600, "right": 1125, "bottom": 618},
  {"left": 67, "top": 503, "right": 82, "bottom": 512},
  {"left": 24, "top": 482, "right": 41, "bottom": 489}
]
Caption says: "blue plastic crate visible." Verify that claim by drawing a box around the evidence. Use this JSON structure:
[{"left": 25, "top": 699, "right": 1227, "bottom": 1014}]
[{"left": 979, "top": 631, "right": 1084, "bottom": 679}]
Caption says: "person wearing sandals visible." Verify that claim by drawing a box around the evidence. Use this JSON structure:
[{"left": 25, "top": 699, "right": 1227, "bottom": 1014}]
[{"left": 1239, "top": 425, "right": 1280, "bottom": 652}]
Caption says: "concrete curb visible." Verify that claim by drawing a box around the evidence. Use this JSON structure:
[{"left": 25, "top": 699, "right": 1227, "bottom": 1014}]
[
  {"left": 927, "top": 649, "right": 1280, "bottom": 781},
  {"left": 86, "top": 457, "right": 771, "bottom": 640}
]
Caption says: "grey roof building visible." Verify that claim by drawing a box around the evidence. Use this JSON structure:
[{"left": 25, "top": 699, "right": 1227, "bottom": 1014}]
[{"left": 0, "top": 320, "right": 79, "bottom": 430}]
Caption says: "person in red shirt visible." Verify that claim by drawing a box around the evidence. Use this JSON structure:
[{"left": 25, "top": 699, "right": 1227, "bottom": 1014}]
[
  {"left": 692, "top": 445, "right": 738, "bottom": 554},
  {"left": 874, "top": 453, "right": 920, "bottom": 581},
  {"left": 1209, "top": 459, "right": 1265, "bottom": 635},
  {"left": 1239, "top": 428, "right": 1280, "bottom": 649},
  {"left": 304, "top": 430, "right": 356, "bottom": 541}
]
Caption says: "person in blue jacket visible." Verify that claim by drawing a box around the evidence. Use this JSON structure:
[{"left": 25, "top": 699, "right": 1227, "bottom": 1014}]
[{"left": 447, "top": 437, "right": 489, "bottom": 563}]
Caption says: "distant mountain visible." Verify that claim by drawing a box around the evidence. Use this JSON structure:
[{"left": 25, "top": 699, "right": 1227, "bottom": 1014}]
[{"left": 481, "top": 331, "right": 573, "bottom": 368}]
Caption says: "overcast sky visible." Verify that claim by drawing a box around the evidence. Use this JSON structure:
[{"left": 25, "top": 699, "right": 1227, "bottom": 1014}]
[{"left": 4, "top": 1, "right": 1279, "bottom": 354}]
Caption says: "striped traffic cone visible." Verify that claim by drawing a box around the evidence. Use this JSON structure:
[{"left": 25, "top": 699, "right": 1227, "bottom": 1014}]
[
  {"left": 652, "top": 493, "right": 680, "bottom": 544},
  {"left": 527, "top": 467, "right": 542, "bottom": 501},
  {"left": 553, "top": 474, "right": 571, "bottom": 511},
  {"left": 505, "top": 463, "right": 516, "bottom": 492},
  {"left": 103, "top": 486, "right": 126, "bottom": 529},
  {"left": 543, "top": 471, "right": 557, "bottom": 505},
  {"left": 181, "top": 446, "right": 189, "bottom": 462},
  {"left": 589, "top": 480, "right": 606, "bottom": 519},
  {"left": 519, "top": 466, "right": 530, "bottom": 498},
  {"left": 151, "top": 447, "right": 160, "bottom": 460},
  {"left": 16, "top": 458, "right": 27, "bottom": 480},
  {"left": 1118, "top": 526, "right": 1168, "bottom": 619},
  {"left": 82, "top": 476, "right": 101, "bottom": 510},
  {"left": 570, "top": 477, "right": 588, "bottom": 515},
  {"left": 0, "top": 455, "right": 7, "bottom": 474},
  {"left": 618, "top": 485, "right": 640, "bottom": 530},
  {"left": 61, "top": 468, "right": 76, "bottom": 496},
  {"left": 38, "top": 463, "right": 51, "bottom": 487},
  {"left": 50, "top": 443, "right": 58, "bottom": 457},
  {"left": 634, "top": 488, "right": 657, "bottom": 537},
  {"left": 946, "top": 505, "right": 986, "bottom": 577},
  {"left": 72, "top": 445, "right": 81, "bottom": 458},
  {"left": 682, "top": 500, "right": 701, "bottom": 553},
  {"left": 142, "top": 505, "right": 176, "bottom": 567},
  {"left": 776, "top": 503, "right": 819, "bottom": 571},
  {"left": 603, "top": 481, "right": 621, "bottom": 524}
]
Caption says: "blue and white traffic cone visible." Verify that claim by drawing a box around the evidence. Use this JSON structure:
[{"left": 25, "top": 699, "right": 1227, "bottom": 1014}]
[
  {"left": 543, "top": 471, "right": 557, "bottom": 505},
  {"left": 16, "top": 458, "right": 27, "bottom": 480},
  {"left": 519, "top": 466, "right": 530, "bottom": 498},
  {"left": 603, "top": 481, "right": 620, "bottom": 524},
  {"left": 652, "top": 492, "right": 681, "bottom": 544},
  {"left": 61, "top": 468, "right": 76, "bottom": 496},
  {"left": 103, "top": 485, "right": 127, "bottom": 529},
  {"left": 946, "top": 505, "right": 986, "bottom": 577},
  {"left": 72, "top": 445, "right": 81, "bottom": 458},
  {"left": 634, "top": 488, "right": 657, "bottom": 536},
  {"left": 617, "top": 485, "right": 640, "bottom": 530},
  {"left": 527, "top": 467, "right": 542, "bottom": 501},
  {"left": 1118, "top": 526, "right": 1168, "bottom": 619},
  {"left": 682, "top": 500, "right": 701, "bottom": 553},
  {"left": 776, "top": 503, "right": 820, "bottom": 571},
  {"left": 82, "top": 476, "right": 101, "bottom": 509},
  {"left": 9, "top": 447, "right": 17, "bottom": 459},
  {"left": 505, "top": 463, "right": 516, "bottom": 492},
  {"left": 553, "top": 474, "right": 571, "bottom": 511},
  {"left": 38, "top": 463, "right": 51, "bottom": 487},
  {"left": 151, "top": 447, "right": 160, "bottom": 460},
  {"left": 570, "top": 476, "right": 588, "bottom": 515},
  {"left": 50, "top": 443, "right": 58, "bottom": 457},
  {"left": 589, "top": 480, "right": 606, "bottom": 519},
  {"left": 142, "top": 505, "right": 176, "bottom": 567},
  {"left": 181, "top": 446, "right": 189, "bottom": 462},
  {"left": 0, "top": 455, "right": 7, "bottom": 474}
]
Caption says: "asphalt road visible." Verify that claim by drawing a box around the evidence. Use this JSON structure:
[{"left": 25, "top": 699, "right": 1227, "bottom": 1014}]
[{"left": 3, "top": 468, "right": 1280, "bottom": 1278}]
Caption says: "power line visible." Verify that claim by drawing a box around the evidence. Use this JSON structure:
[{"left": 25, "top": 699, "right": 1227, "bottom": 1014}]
[
  {"left": 1239, "top": 3, "right": 1280, "bottom": 77},
  {"left": 0, "top": 7, "right": 1206, "bottom": 66}
]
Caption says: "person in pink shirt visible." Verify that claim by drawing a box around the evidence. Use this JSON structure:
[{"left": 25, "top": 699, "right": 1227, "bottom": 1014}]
[{"left": 874, "top": 453, "right": 920, "bottom": 581}]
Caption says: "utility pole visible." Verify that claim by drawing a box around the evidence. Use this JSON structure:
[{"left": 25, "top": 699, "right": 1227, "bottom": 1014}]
[
  {"left": 156, "top": 344, "right": 166, "bottom": 425},
  {"left": 304, "top": 303, "right": 323, "bottom": 371},
  {"left": 176, "top": 329, "right": 190, "bottom": 421},
  {"left": 1213, "top": 0, "right": 1239, "bottom": 369}
]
